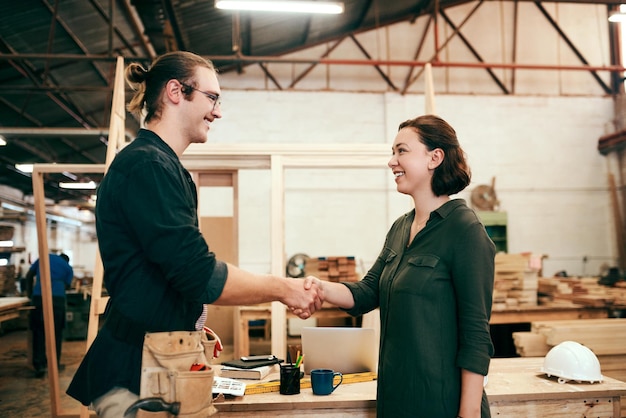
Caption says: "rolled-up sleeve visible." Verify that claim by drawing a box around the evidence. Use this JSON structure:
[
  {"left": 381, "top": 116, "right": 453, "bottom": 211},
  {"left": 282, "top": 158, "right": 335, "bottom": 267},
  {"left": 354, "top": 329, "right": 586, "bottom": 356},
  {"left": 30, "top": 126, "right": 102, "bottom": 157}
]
[{"left": 452, "top": 221, "right": 495, "bottom": 375}]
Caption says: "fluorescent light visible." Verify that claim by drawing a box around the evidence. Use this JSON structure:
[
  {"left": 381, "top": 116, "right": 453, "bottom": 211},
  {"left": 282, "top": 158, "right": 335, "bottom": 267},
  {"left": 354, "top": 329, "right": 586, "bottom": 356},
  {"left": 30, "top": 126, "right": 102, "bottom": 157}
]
[
  {"left": 15, "top": 164, "right": 34, "bottom": 173},
  {"left": 610, "top": 6, "right": 626, "bottom": 22},
  {"left": 59, "top": 181, "right": 97, "bottom": 190},
  {"left": 609, "top": 11, "right": 626, "bottom": 22},
  {"left": 0, "top": 240, "right": 14, "bottom": 247},
  {"left": 1, "top": 203, "right": 25, "bottom": 212},
  {"left": 215, "top": 1, "right": 344, "bottom": 14},
  {"left": 62, "top": 171, "right": 78, "bottom": 180}
]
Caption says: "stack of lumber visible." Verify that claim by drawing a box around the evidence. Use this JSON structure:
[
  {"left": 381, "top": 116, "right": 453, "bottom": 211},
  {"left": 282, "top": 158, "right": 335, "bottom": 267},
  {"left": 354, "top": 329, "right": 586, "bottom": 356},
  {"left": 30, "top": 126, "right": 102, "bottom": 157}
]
[
  {"left": 492, "top": 253, "right": 539, "bottom": 309},
  {"left": 512, "top": 318, "right": 626, "bottom": 416},
  {"left": 0, "top": 225, "right": 14, "bottom": 241},
  {"left": 529, "top": 318, "right": 626, "bottom": 356},
  {"left": 306, "top": 256, "right": 358, "bottom": 282},
  {"left": 0, "top": 265, "right": 17, "bottom": 296},
  {"left": 538, "top": 276, "right": 626, "bottom": 307}
]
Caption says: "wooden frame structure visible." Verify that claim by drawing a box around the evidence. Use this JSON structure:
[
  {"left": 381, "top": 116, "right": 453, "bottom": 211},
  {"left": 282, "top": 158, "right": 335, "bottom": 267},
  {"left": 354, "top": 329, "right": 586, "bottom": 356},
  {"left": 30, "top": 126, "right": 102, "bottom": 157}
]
[
  {"left": 34, "top": 144, "right": 391, "bottom": 417},
  {"left": 183, "top": 144, "right": 391, "bottom": 358}
]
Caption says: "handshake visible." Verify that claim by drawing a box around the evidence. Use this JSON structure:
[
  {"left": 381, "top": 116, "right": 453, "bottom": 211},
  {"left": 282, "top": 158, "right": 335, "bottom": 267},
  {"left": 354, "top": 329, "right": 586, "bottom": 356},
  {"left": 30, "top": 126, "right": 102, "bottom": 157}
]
[{"left": 285, "top": 276, "right": 326, "bottom": 319}]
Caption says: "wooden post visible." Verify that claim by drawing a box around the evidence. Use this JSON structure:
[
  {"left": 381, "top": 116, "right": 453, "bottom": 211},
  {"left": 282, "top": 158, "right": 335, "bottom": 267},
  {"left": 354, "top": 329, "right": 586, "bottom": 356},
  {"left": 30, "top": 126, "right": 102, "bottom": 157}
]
[
  {"left": 424, "top": 63, "right": 436, "bottom": 115},
  {"left": 30, "top": 56, "right": 125, "bottom": 418},
  {"left": 77, "top": 55, "right": 126, "bottom": 418},
  {"left": 270, "top": 155, "right": 287, "bottom": 359},
  {"left": 32, "top": 168, "right": 62, "bottom": 416},
  {"left": 609, "top": 173, "right": 626, "bottom": 271}
]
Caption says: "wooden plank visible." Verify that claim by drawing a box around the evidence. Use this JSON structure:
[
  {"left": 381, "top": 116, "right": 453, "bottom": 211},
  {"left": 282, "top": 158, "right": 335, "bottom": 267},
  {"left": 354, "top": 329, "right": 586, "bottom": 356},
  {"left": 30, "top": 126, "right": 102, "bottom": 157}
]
[
  {"left": 244, "top": 372, "right": 377, "bottom": 395},
  {"left": 489, "top": 397, "right": 618, "bottom": 418},
  {"left": 531, "top": 318, "right": 620, "bottom": 332},
  {"left": 270, "top": 155, "right": 286, "bottom": 360},
  {"left": 490, "top": 305, "right": 608, "bottom": 325},
  {"left": 609, "top": 173, "right": 626, "bottom": 271},
  {"left": 77, "top": 56, "right": 126, "bottom": 418},
  {"left": 32, "top": 166, "right": 63, "bottom": 416},
  {"left": 213, "top": 408, "right": 375, "bottom": 417},
  {"left": 531, "top": 319, "right": 626, "bottom": 355},
  {"left": 512, "top": 332, "right": 549, "bottom": 357}
]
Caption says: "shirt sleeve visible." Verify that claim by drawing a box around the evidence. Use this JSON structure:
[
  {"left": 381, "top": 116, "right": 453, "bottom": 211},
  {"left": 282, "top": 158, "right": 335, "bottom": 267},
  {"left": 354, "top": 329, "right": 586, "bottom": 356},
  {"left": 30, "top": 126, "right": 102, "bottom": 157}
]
[{"left": 452, "top": 221, "right": 495, "bottom": 376}]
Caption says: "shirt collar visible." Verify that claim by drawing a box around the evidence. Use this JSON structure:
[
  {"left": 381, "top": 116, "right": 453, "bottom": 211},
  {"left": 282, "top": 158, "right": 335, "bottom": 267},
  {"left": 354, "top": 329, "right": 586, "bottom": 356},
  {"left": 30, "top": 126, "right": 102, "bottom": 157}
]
[
  {"left": 407, "top": 198, "right": 467, "bottom": 222},
  {"left": 434, "top": 198, "right": 467, "bottom": 219},
  {"left": 138, "top": 128, "right": 179, "bottom": 160}
]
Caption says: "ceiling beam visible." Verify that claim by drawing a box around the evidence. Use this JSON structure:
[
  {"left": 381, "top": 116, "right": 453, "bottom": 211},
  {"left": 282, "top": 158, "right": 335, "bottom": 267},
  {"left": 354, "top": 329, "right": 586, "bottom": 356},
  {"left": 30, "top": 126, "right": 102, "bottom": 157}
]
[
  {"left": 534, "top": 1, "right": 612, "bottom": 94},
  {"left": 1, "top": 52, "right": 623, "bottom": 73},
  {"left": 0, "top": 127, "right": 134, "bottom": 141}
]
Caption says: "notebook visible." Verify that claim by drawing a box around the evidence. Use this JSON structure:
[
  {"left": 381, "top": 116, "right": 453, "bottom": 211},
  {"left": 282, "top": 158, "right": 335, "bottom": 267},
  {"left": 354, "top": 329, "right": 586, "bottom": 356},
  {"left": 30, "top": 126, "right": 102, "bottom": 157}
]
[
  {"left": 301, "top": 327, "right": 378, "bottom": 375},
  {"left": 219, "top": 364, "right": 274, "bottom": 380},
  {"left": 221, "top": 357, "right": 283, "bottom": 369}
]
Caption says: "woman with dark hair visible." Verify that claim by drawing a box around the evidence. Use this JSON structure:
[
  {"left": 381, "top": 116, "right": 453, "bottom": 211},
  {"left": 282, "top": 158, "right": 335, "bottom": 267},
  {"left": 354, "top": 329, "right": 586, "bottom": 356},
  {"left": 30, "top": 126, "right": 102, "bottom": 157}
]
[{"left": 303, "top": 114, "right": 495, "bottom": 418}]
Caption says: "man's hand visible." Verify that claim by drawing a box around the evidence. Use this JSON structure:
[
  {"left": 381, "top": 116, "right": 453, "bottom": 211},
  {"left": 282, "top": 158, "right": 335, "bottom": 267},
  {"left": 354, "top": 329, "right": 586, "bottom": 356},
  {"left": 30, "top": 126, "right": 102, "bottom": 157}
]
[{"left": 284, "top": 276, "right": 324, "bottom": 319}]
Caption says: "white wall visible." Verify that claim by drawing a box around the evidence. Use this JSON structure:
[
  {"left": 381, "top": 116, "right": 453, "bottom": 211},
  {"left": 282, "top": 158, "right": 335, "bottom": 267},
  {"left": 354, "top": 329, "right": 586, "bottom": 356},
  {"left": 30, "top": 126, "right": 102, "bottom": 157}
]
[
  {"left": 11, "top": 97, "right": 616, "bottom": 280},
  {"left": 193, "top": 91, "right": 616, "bottom": 278}
]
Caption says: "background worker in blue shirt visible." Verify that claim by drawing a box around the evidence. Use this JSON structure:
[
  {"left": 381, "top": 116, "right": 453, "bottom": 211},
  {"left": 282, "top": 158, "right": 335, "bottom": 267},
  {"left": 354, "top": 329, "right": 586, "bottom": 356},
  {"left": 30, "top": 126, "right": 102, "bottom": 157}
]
[{"left": 26, "top": 253, "right": 74, "bottom": 378}]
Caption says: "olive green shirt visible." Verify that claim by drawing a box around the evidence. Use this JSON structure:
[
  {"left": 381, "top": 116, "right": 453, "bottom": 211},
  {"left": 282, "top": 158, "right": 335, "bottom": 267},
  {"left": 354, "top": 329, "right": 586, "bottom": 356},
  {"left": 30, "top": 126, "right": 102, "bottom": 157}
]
[{"left": 344, "top": 199, "right": 495, "bottom": 417}]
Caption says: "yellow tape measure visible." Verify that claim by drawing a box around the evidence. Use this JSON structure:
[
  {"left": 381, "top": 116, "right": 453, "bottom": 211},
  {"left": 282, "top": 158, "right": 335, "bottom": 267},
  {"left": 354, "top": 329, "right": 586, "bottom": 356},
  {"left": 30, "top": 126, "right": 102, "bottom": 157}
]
[{"left": 244, "top": 372, "right": 377, "bottom": 395}]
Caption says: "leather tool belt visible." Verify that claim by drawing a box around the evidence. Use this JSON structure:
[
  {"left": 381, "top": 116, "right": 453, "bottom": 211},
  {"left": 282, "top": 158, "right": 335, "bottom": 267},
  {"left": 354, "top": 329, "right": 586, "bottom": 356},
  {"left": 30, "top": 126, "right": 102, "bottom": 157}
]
[{"left": 134, "top": 330, "right": 219, "bottom": 418}]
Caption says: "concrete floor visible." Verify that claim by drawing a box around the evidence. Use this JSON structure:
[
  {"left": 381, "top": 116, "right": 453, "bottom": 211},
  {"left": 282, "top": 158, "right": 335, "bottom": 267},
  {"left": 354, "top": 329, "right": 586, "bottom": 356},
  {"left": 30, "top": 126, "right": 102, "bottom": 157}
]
[
  {"left": 0, "top": 325, "right": 290, "bottom": 417},
  {"left": 0, "top": 327, "right": 88, "bottom": 417}
]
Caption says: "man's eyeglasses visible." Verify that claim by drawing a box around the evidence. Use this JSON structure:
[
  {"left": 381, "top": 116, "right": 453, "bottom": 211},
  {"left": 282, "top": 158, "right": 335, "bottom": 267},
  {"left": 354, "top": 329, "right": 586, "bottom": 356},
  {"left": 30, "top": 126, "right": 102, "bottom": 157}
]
[{"left": 180, "top": 82, "right": 222, "bottom": 111}]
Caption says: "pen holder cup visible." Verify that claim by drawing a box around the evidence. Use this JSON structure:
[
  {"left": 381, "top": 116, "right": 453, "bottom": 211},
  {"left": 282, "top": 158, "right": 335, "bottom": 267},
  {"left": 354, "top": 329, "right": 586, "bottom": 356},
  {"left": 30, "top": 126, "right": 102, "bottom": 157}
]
[{"left": 279, "top": 365, "right": 303, "bottom": 395}]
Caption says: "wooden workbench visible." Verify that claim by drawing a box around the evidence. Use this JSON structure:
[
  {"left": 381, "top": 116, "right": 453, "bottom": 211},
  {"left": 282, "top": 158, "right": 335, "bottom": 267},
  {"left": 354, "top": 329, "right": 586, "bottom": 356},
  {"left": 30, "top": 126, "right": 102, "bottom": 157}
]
[
  {"left": 0, "top": 296, "right": 30, "bottom": 331},
  {"left": 213, "top": 357, "right": 626, "bottom": 417}
]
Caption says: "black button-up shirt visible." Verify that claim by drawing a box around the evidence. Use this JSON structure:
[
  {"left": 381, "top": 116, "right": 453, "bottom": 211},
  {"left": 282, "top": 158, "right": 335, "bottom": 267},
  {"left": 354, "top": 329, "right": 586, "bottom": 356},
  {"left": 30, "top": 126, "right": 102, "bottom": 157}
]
[{"left": 68, "top": 129, "right": 228, "bottom": 404}]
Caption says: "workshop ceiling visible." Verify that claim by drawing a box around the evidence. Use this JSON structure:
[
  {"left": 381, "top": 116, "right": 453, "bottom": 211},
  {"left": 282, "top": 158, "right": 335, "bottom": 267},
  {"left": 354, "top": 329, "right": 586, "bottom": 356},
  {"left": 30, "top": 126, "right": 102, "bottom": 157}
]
[{"left": 0, "top": 0, "right": 621, "bottom": 207}]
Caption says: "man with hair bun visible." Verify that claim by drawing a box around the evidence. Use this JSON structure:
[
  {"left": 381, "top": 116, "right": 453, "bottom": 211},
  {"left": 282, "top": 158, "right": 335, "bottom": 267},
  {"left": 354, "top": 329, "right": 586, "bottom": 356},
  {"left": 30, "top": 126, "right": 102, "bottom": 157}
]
[{"left": 67, "top": 51, "right": 324, "bottom": 417}]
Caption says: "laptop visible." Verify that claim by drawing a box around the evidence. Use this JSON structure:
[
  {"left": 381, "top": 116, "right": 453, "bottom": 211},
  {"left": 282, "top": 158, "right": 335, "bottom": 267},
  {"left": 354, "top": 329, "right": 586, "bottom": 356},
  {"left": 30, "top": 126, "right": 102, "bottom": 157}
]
[{"left": 300, "top": 327, "right": 378, "bottom": 375}]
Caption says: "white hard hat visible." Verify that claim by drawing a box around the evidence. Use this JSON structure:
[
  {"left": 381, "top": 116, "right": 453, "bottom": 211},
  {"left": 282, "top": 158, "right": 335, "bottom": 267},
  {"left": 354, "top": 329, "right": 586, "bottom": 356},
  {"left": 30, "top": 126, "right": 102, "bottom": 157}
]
[{"left": 541, "top": 341, "right": 603, "bottom": 384}]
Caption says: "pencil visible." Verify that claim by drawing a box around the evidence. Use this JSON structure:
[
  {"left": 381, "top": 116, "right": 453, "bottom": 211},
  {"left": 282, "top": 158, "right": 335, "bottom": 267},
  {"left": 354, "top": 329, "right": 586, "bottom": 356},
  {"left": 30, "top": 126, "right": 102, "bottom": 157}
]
[{"left": 295, "top": 354, "right": 304, "bottom": 368}]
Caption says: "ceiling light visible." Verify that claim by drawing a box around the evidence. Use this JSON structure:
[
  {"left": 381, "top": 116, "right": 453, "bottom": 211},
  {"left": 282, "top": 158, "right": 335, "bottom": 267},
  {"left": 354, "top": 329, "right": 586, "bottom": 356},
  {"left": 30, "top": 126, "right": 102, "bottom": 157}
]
[
  {"left": 1, "top": 203, "right": 25, "bottom": 212},
  {"left": 0, "top": 135, "right": 6, "bottom": 146},
  {"left": 15, "top": 164, "right": 34, "bottom": 173},
  {"left": 62, "top": 171, "right": 78, "bottom": 180},
  {"left": 609, "top": 11, "right": 626, "bottom": 22},
  {"left": 59, "top": 181, "right": 97, "bottom": 190},
  {"left": 215, "top": 1, "right": 344, "bottom": 14}
]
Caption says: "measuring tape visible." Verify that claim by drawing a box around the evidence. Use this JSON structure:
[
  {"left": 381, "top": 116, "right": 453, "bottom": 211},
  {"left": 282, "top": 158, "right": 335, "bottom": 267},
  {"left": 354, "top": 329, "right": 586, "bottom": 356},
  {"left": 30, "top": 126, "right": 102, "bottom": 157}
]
[{"left": 244, "top": 372, "right": 377, "bottom": 395}]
